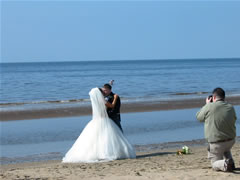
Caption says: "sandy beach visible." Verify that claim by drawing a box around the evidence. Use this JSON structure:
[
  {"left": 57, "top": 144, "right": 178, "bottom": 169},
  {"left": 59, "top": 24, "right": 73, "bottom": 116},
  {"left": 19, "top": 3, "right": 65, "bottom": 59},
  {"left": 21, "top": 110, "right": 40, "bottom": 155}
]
[
  {"left": 1, "top": 96, "right": 240, "bottom": 121},
  {"left": 1, "top": 141, "right": 240, "bottom": 180}
]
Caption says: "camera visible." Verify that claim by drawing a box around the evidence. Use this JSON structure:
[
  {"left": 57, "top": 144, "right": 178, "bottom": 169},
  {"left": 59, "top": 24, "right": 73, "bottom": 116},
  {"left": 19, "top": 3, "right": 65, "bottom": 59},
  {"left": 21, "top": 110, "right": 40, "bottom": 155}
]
[{"left": 208, "top": 95, "right": 213, "bottom": 102}]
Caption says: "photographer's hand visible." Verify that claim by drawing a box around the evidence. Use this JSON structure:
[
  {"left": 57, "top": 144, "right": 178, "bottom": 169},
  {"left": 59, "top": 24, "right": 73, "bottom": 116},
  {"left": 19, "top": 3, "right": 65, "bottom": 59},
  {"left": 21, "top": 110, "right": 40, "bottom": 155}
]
[{"left": 206, "top": 96, "right": 212, "bottom": 104}]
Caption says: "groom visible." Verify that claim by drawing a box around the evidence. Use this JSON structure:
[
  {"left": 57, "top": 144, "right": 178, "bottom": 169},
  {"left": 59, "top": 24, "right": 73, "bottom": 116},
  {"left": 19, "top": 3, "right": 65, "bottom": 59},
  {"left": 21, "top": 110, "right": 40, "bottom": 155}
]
[{"left": 102, "top": 83, "right": 123, "bottom": 132}]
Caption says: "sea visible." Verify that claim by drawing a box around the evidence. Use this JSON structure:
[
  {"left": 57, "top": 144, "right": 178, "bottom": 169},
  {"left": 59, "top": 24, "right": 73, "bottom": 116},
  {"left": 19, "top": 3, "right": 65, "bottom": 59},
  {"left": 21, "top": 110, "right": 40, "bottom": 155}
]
[
  {"left": 1, "top": 58, "right": 240, "bottom": 111},
  {"left": 1, "top": 59, "right": 240, "bottom": 164}
]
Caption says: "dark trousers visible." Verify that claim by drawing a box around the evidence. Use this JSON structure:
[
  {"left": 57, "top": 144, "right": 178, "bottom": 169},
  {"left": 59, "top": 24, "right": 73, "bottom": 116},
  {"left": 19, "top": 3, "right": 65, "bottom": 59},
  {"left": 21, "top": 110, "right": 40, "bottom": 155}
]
[{"left": 110, "top": 114, "right": 123, "bottom": 133}]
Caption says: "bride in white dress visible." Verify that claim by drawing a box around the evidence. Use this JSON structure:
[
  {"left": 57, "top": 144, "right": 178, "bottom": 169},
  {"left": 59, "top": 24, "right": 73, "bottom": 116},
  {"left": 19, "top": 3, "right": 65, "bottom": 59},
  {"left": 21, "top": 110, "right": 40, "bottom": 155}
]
[{"left": 62, "top": 87, "right": 136, "bottom": 163}]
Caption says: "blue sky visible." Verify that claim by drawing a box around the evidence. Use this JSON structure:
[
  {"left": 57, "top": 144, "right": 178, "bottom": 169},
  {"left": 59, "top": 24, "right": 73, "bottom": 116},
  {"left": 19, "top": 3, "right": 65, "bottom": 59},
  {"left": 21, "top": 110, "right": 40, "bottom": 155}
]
[{"left": 1, "top": 1, "right": 240, "bottom": 63}]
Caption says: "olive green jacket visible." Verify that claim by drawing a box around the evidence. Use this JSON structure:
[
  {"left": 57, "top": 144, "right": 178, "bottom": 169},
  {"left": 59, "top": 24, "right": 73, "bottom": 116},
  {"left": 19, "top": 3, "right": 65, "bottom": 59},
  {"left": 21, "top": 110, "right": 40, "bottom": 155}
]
[{"left": 196, "top": 100, "right": 237, "bottom": 143}]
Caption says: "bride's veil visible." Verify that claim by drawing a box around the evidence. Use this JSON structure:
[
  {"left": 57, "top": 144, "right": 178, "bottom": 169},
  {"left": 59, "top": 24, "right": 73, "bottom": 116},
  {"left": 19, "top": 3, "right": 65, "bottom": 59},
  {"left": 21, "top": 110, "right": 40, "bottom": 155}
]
[{"left": 89, "top": 88, "right": 108, "bottom": 120}]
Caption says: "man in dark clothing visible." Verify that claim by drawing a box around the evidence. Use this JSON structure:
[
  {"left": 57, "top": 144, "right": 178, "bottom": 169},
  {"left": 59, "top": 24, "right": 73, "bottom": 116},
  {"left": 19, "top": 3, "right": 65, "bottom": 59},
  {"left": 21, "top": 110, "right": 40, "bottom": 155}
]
[{"left": 102, "top": 84, "right": 123, "bottom": 132}]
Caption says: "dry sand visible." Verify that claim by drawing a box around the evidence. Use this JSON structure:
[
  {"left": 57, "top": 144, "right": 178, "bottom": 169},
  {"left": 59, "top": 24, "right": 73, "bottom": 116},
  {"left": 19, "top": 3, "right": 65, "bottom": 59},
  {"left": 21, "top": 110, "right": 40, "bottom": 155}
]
[{"left": 1, "top": 143, "right": 240, "bottom": 180}]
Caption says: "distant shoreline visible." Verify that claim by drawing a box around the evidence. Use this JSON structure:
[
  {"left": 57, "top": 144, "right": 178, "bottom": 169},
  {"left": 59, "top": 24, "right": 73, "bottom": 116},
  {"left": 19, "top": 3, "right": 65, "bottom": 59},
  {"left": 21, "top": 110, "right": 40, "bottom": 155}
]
[
  {"left": 1, "top": 96, "right": 240, "bottom": 121},
  {"left": 2, "top": 57, "right": 240, "bottom": 64}
]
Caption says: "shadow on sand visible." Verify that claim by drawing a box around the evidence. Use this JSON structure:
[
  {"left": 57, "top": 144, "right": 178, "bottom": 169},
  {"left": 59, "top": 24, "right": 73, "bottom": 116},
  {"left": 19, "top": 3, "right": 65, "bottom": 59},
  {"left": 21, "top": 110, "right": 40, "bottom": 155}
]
[{"left": 136, "top": 152, "right": 175, "bottom": 159}]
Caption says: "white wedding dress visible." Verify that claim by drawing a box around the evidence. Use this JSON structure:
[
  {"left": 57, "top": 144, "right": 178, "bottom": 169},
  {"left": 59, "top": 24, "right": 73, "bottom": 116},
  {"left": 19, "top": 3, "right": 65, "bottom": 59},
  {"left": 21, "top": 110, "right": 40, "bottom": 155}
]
[{"left": 62, "top": 88, "right": 136, "bottom": 163}]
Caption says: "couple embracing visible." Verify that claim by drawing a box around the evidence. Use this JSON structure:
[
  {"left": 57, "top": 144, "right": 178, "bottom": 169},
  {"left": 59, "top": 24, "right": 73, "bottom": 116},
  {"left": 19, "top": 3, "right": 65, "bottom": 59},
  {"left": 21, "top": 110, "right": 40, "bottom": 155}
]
[{"left": 62, "top": 83, "right": 136, "bottom": 163}]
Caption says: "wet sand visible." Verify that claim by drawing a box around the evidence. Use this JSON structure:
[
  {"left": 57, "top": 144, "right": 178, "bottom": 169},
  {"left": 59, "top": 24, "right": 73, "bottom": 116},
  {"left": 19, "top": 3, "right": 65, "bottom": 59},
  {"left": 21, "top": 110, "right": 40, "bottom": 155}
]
[
  {"left": 1, "top": 96, "right": 240, "bottom": 121},
  {"left": 1, "top": 141, "right": 240, "bottom": 180}
]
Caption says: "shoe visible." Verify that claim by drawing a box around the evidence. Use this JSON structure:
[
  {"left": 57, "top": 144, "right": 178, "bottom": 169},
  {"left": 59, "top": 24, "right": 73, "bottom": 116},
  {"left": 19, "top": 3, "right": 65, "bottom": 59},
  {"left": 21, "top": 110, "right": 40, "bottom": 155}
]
[
  {"left": 232, "top": 162, "right": 236, "bottom": 170},
  {"left": 224, "top": 159, "right": 234, "bottom": 172}
]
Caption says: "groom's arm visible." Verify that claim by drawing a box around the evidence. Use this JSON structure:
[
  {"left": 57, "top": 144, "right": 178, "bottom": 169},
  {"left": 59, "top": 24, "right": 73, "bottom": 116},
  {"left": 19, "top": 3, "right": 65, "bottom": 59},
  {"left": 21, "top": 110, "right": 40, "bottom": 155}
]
[{"left": 105, "top": 94, "right": 119, "bottom": 109}]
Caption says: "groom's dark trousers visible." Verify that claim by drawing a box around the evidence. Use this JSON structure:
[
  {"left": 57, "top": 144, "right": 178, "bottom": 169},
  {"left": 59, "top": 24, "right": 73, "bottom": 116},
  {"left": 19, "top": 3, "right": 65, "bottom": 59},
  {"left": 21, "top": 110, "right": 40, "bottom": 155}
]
[{"left": 110, "top": 114, "right": 123, "bottom": 133}]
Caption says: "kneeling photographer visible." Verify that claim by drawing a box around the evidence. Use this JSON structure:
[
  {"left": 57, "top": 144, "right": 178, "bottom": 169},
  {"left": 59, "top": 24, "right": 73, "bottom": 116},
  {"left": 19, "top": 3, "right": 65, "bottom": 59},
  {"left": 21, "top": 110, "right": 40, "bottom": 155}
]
[{"left": 196, "top": 87, "right": 237, "bottom": 172}]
